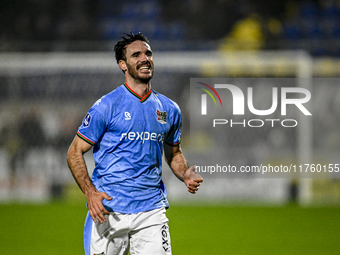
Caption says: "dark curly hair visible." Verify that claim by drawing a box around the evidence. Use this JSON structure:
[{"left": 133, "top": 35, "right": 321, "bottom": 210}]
[{"left": 113, "top": 31, "right": 150, "bottom": 64}]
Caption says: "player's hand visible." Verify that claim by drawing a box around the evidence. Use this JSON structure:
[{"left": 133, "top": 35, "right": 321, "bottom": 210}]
[
  {"left": 86, "top": 190, "right": 113, "bottom": 224},
  {"left": 183, "top": 165, "right": 203, "bottom": 194}
]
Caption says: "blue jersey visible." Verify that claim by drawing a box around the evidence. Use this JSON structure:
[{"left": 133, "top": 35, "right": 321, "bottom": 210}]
[{"left": 77, "top": 83, "right": 181, "bottom": 214}]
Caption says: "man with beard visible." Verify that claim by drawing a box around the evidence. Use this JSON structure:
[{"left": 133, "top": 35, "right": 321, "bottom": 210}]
[{"left": 67, "top": 31, "right": 203, "bottom": 255}]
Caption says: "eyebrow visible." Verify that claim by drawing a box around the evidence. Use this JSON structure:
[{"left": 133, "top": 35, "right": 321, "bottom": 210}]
[
  {"left": 130, "top": 49, "right": 153, "bottom": 57},
  {"left": 131, "top": 51, "right": 141, "bottom": 56}
]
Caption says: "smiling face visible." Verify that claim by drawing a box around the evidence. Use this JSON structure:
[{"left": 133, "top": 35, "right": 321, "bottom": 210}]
[{"left": 119, "top": 40, "right": 154, "bottom": 84}]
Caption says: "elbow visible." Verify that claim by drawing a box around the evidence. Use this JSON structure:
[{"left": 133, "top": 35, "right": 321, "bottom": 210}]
[
  {"left": 66, "top": 144, "right": 76, "bottom": 166},
  {"left": 66, "top": 148, "right": 72, "bottom": 167}
]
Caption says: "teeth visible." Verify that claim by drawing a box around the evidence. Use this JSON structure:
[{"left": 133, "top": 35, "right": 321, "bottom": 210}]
[{"left": 140, "top": 67, "right": 149, "bottom": 70}]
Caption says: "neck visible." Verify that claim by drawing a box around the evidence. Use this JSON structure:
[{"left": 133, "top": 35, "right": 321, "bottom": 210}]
[{"left": 125, "top": 77, "right": 151, "bottom": 98}]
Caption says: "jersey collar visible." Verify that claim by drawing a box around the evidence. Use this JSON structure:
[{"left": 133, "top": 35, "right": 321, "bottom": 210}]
[{"left": 124, "top": 82, "right": 152, "bottom": 103}]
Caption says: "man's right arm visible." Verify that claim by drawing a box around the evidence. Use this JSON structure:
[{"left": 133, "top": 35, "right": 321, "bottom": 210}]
[{"left": 67, "top": 135, "right": 112, "bottom": 223}]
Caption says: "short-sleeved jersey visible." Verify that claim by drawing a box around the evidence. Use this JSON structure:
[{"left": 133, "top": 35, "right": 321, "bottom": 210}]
[{"left": 77, "top": 83, "right": 181, "bottom": 214}]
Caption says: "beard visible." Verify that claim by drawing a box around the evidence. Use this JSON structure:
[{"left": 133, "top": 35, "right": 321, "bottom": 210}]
[{"left": 126, "top": 61, "right": 153, "bottom": 84}]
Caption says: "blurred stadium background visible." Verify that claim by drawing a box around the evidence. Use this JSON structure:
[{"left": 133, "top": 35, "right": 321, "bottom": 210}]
[{"left": 1, "top": 0, "right": 340, "bottom": 254}]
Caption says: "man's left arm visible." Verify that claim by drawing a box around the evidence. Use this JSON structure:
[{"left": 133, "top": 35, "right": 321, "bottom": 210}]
[{"left": 164, "top": 144, "right": 203, "bottom": 194}]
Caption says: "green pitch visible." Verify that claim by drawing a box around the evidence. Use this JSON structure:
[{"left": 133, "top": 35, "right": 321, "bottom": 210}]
[{"left": 0, "top": 201, "right": 339, "bottom": 254}]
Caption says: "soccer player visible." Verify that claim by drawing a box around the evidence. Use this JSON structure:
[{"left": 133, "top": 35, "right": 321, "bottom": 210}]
[{"left": 67, "top": 31, "right": 203, "bottom": 255}]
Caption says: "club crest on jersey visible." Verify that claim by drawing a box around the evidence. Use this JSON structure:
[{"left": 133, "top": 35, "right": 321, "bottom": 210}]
[
  {"left": 82, "top": 113, "right": 91, "bottom": 127},
  {"left": 157, "top": 110, "right": 167, "bottom": 124}
]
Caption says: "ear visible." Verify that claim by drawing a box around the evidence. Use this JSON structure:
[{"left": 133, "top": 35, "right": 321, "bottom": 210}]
[{"left": 118, "top": 60, "right": 127, "bottom": 73}]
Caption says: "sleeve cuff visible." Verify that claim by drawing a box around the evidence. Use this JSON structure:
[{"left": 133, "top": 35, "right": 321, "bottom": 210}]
[{"left": 77, "top": 131, "right": 95, "bottom": 145}]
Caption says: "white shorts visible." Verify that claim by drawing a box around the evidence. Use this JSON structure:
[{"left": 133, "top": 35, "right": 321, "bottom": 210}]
[{"left": 84, "top": 207, "right": 171, "bottom": 255}]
